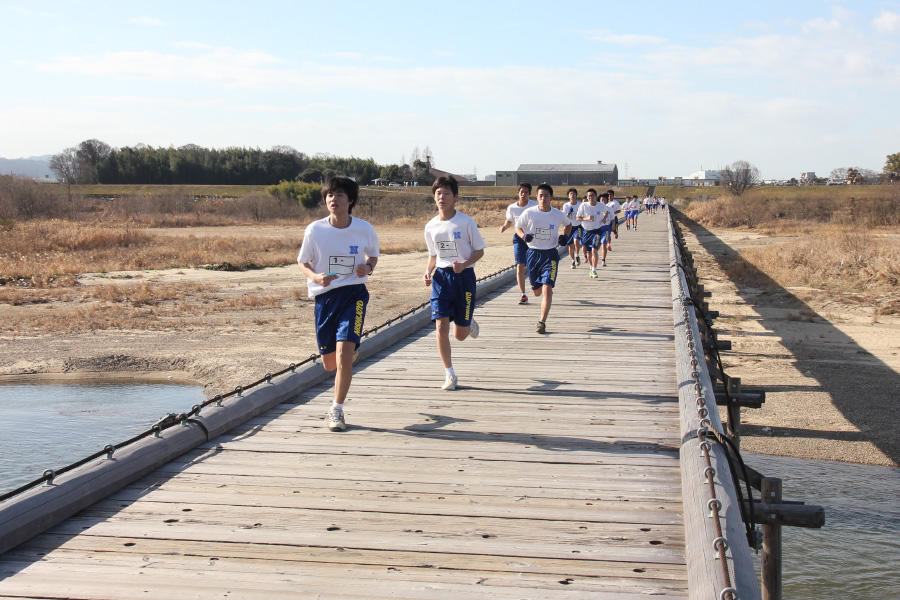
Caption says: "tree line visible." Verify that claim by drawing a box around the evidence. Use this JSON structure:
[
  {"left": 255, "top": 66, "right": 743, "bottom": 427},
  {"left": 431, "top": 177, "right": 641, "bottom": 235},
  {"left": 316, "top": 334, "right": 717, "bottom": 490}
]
[{"left": 49, "top": 140, "right": 436, "bottom": 188}]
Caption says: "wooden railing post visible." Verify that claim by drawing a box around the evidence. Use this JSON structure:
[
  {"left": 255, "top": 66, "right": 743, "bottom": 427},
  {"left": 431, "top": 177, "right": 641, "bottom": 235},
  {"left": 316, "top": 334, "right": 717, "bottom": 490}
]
[{"left": 761, "top": 477, "right": 783, "bottom": 600}]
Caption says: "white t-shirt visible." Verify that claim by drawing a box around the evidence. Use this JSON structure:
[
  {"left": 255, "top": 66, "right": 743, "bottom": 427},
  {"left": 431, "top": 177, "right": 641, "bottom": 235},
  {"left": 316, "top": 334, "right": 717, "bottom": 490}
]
[
  {"left": 505, "top": 199, "right": 537, "bottom": 224},
  {"left": 577, "top": 201, "right": 612, "bottom": 230},
  {"left": 561, "top": 201, "right": 579, "bottom": 226},
  {"left": 515, "top": 205, "right": 570, "bottom": 250},
  {"left": 608, "top": 199, "right": 622, "bottom": 214},
  {"left": 424, "top": 211, "right": 486, "bottom": 268},
  {"left": 298, "top": 216, "right": 380, "bottom": 298}
]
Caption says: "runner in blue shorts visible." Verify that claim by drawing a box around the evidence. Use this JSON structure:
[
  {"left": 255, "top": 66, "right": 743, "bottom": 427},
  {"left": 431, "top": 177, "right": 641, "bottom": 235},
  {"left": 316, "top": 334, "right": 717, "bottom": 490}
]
[
  {"left": 499, "top": 183, "right": 536, "bottom": 304},
  {"left": 298, "top": 176, "right": 379, "bottom": 432},
  {"left": 425, "top": 176, "right": 486, "bottom": 391},
  {"left": 561, "top": 187, "right": 582, "bottom": 269},
  {"left": 515, "top": 183, "right": 570, "bottom": 334}
]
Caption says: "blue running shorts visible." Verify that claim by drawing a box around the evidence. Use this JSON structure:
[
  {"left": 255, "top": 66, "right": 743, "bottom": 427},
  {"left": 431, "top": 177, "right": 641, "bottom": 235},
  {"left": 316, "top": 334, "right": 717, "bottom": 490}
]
[
  {"left": 526, "top": 247, "right": 560, "bottom": 290},
  {"left": 314, "top": 284, "right": 369, "bottom": 355},
  {"left": 512, "top": 234, "right": 528, "bottom": 265},
  {"left": 430, "top": 267, "right": 477, "bottom": 326}
]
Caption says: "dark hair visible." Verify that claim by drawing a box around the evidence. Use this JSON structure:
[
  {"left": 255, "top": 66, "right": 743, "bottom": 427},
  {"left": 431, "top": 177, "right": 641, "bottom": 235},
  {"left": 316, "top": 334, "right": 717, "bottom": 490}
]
[
  {"left": 607, "top": 189, "right": 615, "bottom": 196},
  {"left": 322, "top": 176, "right": 359, "bottom": 213},
  {"left": 586, "top": 188, "right": 597, "bottom": 196},
  {"left": 536, "top": 183, "right": 553, "bottom": 197},
  {"left": 600, "top": 192, "right": 609, "bottom": 200},
  {"left": 518, "top": 182, "right": 532, "bottom": 193},
  {"left": 567, "top": 187, "right": 578, "bottom": 196},
  {"left": 432, "top": 175, "right": 458, "bottom": 197}
]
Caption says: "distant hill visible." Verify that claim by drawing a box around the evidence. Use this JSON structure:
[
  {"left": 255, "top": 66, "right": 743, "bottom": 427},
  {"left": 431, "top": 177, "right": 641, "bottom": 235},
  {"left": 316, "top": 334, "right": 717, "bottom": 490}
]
[{"left": 0, "top": 155, "right": 54, "bottom": 179}]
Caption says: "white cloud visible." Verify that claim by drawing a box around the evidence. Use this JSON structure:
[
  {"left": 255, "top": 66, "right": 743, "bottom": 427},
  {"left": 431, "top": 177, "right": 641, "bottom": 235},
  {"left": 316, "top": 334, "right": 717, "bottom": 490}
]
[
  {"left": 873, "top": 11, "right": 900, "bottom": 33},
  {"left": 38, "top": 47, "right": 285, "bottom": 88},
  {"left": 130, "top": 16, "right": 164, "bottom": 27},
  {"left": 583, "top": 30, "right": 666, "bottom": 46},
  {"left": 802, "top": 16, "right": 841, "bottom": 33}
]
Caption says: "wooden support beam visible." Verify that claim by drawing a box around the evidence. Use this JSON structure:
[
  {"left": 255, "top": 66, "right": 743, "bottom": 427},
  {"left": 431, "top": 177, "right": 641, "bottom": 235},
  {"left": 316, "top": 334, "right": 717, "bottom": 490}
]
[
  {"left": 714, "top": 390, "right": 765, "bottom": 408},
  {"left": 744, "top": 501, "right": 825, "bottom": 529}
]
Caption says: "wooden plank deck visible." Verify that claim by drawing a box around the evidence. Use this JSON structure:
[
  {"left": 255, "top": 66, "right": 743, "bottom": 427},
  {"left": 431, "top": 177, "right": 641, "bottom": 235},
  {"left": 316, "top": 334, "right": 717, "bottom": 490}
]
[{"left": 0, "top": 213, "right": 686, "bottom": 599}]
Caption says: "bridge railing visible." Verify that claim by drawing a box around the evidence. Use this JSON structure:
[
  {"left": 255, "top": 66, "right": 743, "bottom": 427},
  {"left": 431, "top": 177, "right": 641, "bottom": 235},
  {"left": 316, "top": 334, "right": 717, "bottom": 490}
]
[{"left": 668, "top": 212, "right": 761, "bottom": 600}]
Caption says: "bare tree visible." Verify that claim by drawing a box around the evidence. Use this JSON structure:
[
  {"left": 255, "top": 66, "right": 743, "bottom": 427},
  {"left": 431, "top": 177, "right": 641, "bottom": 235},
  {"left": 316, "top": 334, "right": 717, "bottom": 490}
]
[
  {"left": 49, "top": 147, "right": 79, "bottom": 202},
  {"left": 720, "top": 160, "right": 760, "bottom": 196}
]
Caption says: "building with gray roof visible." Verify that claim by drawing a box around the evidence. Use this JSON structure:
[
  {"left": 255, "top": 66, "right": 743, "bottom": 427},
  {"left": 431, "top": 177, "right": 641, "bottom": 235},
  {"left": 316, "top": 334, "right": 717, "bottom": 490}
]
[{"left": 495, "top": 162, "right": 618, "bottom": 187}]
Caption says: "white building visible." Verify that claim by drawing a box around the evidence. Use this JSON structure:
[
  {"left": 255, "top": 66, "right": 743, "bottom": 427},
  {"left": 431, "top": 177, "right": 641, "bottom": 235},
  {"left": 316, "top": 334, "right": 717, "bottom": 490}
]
[{"left": 683, "top": 170, "right": 721, "bottom": 187}]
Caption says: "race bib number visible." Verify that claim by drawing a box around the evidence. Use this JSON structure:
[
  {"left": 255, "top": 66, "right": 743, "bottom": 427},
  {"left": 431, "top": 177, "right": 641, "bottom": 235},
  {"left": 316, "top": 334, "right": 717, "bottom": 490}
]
[
  {"left": 534, "top": 227, "right": 552, "bottom": 241},
  {"left": 436, "top": 240, "right": 459, "bottom": 259},
  {"left": 329, "top": 256, "right": 355, "bottom": 275}
]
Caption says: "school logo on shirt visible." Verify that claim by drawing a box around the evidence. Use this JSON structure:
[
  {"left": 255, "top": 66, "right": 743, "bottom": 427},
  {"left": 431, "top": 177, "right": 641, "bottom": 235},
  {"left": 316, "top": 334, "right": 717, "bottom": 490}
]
[
  {"left": 453, "top": 232, "right": 461, "bottom": 240},
  {"left": 349, "top": 245, "right": 359, "bottom": 255}
]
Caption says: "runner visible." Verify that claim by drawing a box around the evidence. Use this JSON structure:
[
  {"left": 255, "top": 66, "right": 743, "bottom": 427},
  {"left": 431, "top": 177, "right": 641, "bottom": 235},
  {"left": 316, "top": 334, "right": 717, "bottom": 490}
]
[
  {"left": 575, "top": 188, "right": 608, "bottom": 278},
  {"left": 297, "top": 176, "right": 379, "bottom": 432},
  {"left": 625, "top": 195, "right": 637, "bottom": 230},
  {"left": 561, "top": 187, "right": 582, "bottom": 269},
  {"left": 514, "top": 183, "right": 570, "bottom": 334},
  {"left": 606, "top": 189, "right": 621, "bottom": 242},
  {"left": 499, "top": 183, "right": 537, "bottom": 304},
  {"left": 424, "top": 176, "right": 486, "bottom": 391},
  {"left": 597, "top": 192, "right": 615, "bottom": 266}
]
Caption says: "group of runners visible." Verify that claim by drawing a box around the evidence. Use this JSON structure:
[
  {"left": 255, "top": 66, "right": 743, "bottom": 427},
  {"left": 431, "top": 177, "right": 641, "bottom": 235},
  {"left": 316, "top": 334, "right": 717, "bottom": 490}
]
[{"left": 297, "top": 175, "right": 665, "bottom": 431}]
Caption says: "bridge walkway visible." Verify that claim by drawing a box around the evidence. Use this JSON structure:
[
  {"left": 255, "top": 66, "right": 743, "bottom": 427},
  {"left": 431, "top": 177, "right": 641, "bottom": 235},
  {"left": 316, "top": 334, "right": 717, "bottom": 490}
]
[{"left": 0, "top": 212, "right": 685, "bottom": 599}]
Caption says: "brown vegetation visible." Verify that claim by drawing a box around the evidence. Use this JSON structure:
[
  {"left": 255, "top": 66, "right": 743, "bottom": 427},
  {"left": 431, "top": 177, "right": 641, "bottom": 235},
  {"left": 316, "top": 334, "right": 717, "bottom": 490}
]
[{"left": 680, "top": 189, "right": 900, "bottom": 313}]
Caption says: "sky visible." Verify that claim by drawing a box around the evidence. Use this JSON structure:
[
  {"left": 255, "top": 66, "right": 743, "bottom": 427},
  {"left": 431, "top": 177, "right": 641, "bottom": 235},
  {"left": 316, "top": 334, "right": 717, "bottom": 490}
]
[{"left": 1, "top": 0, "right": 898, "bottom": 180}]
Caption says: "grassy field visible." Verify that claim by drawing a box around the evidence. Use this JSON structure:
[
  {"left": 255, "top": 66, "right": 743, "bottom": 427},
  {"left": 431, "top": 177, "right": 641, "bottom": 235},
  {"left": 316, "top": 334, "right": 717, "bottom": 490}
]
[{"left": 677, "top": 186, "right": 900, "bottom": 313}]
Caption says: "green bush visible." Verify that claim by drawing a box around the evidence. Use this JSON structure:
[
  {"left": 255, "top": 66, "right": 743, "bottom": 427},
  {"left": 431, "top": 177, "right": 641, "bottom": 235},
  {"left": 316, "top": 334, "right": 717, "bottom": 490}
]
[{"left": 266, "top": 180, "right": 322, "bottom": 209}]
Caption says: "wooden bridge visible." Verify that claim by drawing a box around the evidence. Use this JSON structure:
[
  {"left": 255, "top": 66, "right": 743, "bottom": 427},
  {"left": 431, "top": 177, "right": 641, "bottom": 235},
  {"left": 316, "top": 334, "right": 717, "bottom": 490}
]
[{"left": 0, "top": 214, "right": 759, "bottom": 599}]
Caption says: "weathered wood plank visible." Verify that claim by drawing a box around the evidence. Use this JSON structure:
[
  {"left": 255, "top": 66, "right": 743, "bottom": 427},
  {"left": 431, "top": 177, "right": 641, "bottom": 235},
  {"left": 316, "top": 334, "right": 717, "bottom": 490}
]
[{"left": 0, "top": 215, "right": 691, "bottom": 599}]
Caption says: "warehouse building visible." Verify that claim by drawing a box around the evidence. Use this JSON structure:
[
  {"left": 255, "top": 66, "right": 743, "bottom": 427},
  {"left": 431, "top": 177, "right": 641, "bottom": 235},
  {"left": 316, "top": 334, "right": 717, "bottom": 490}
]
[{"left": 495, "top": 162, "right": 618, "bottom": 187}]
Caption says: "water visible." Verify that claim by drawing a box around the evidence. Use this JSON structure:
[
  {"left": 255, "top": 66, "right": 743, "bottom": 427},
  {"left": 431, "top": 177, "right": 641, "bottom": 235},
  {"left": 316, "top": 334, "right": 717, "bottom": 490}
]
[
  {"left": 0, "top": 381, "right": 206, "bottom": 495},
  {"left": 745, "top": 452, "right": 900, "bottom": 599}
]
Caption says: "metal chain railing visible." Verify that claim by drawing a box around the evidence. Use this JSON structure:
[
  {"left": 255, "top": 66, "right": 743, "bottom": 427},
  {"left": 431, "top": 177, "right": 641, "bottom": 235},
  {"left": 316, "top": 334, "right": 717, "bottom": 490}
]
[{"left": 0, "top": 263, "right": 516, "bottom": 504}]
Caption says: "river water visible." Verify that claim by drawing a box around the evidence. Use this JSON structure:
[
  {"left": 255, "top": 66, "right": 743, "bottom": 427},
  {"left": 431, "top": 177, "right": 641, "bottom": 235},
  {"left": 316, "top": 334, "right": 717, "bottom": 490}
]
[
  {"left": 0, "top": 384, "right": 897, "bottom": 598},
  {"left": 0, "top": 381, "right": 206, "bottom": 494},
  {"left": 745, "top": 451, "right": 899, "bottom": 600}
]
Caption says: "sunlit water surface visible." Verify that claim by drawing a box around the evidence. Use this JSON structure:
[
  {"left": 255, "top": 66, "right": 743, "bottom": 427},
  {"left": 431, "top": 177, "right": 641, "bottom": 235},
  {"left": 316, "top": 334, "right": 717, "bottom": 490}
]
[
  {"left": 0, "top": 381, "right": 205, "bottom": 494},
  {"left": 745, "top": 451, "right": 899, "bottom": 599}
]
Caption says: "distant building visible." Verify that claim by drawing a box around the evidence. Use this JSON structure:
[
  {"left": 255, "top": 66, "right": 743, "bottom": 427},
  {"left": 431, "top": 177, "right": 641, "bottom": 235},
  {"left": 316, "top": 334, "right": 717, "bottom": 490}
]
[
  {"left": 683, "top": 169, "right": 721, "bottom": 187},
  {"left": 799, "top": 172, "right": 817, "bottom": 184},
  {"left": 427, "top": 162, "right": 472, "bottom": 183},
  {"left": 495, "top": 162, "right": 618, "bottom": 187}
]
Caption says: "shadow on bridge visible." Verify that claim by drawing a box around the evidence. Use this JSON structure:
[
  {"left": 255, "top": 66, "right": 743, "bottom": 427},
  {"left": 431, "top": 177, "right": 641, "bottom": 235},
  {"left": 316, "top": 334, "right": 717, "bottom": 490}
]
[
  {"left": 346, "top": 413, "right": 680, "bottom": 456},
  {"left": 676, "top": 211, "right": 899, "bottom": 465}
]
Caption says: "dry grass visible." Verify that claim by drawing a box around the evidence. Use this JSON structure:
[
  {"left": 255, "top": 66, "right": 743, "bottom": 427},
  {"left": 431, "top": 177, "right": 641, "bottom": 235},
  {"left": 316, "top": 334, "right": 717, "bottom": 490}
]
[
  {"left": 681, "top": 192, "right": 900, "bottom": 314},
  {"left": 735, "top": 228, "right": 900, "bottom": 297},
  {"left": 0, "top": 221, "right": 301, "bottom": 285},
  {"left": 681, "top": 187, "right": 899, "bottom": 231}
]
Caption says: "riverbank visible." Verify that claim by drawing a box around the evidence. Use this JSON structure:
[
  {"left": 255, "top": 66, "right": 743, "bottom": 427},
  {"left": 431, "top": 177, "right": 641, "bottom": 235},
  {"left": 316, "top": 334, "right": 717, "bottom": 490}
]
[{"left": 676, "top": 215, "right": 899, "bottom": 467}]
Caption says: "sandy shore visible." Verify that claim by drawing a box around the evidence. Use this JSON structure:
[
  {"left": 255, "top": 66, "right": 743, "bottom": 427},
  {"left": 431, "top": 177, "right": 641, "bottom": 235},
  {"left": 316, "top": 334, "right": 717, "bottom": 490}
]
[
  {"left": 2, "top": 221, "right": 896, "bottom": 466},
  {"left": 678, "top": 220, "right": 899, "bottom": 467}
]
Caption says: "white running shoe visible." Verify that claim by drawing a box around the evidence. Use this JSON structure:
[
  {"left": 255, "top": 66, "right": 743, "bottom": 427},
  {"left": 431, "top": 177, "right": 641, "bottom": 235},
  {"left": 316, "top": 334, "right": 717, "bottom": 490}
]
[
  {"left": 468, "top": 318, "right": 479, "bottom": 339},
  {"left": 441, "top": 374, "right": 458, "bottom": 391},
  {"left": 601, "top": 259, "right": 607, "bottom": 267},
  {"left": 327, "top": 407, "right": 347, "bottom": 432}
]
